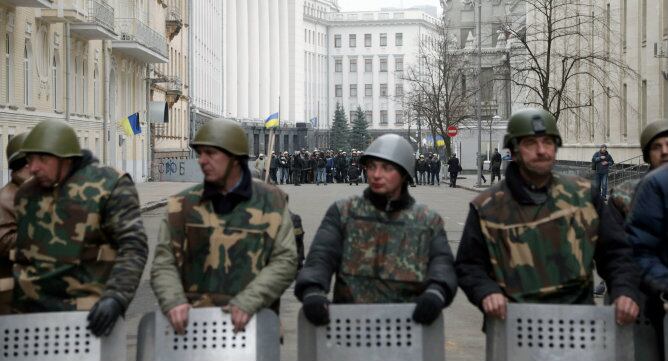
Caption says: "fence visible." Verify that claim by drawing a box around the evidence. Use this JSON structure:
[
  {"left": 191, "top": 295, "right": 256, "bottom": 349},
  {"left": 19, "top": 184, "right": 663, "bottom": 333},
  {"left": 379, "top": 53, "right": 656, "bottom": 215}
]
[{"left": 298, "top": 303, "right": 445, "bottom": 361}]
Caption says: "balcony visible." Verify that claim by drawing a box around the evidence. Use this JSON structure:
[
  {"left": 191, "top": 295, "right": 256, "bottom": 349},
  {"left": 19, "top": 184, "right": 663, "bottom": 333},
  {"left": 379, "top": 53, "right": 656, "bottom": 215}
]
[
  {"left": 152, "top": 74, "right": 182, "bottom": 107},
  {"left": 113, "top": 18, "right": 168, "bottom": 63},
  {"left": 165, "top": 5, "right": 183, "bottom": 40},
  {"left": 1, "top": 0, "right": 52, "bottom": 8},
  {"left": 40, "top": 0, "right": 116, "bottom": 40}
]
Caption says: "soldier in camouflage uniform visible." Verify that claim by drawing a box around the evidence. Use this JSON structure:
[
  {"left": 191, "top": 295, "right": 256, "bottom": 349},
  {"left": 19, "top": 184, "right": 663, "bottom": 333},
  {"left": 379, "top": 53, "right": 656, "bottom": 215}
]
[
  {"left": 150, "top": 118, "right": 297, "bottom": 334},
  {"left": 295, "top": 134, "right": 457, "bottom": 326},
  {"left": 455, "top": 109, "right": 640, "bottom": 325},
  {"left": 12, "top": 120, "right": 148, "bottom": 337},
  {"left": 0, "top": 133, "right": 31, "bottom": 315}
]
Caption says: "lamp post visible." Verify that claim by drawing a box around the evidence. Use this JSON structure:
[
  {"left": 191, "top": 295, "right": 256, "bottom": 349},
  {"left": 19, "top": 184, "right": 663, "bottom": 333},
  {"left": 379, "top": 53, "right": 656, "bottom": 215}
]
[
  {"left": 475, "top": 0, "right": 483, "bottom": 187},
  {"left": 491, "top": 114, "right": 501, "bottom": 159}
]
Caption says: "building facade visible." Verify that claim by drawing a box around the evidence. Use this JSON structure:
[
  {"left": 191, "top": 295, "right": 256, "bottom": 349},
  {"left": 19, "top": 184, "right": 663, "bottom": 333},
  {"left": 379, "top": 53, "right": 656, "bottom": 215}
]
[{"left": 0, "top": 0, "right": 170, "bottom": 183}]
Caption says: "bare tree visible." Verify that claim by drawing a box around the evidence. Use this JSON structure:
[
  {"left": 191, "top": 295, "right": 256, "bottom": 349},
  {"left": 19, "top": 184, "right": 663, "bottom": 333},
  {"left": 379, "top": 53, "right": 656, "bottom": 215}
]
[
  {"left": 503, "top": 0, "right": 635, "bottom": 123},
  {"left": 403, "top": 24, "right": 477, "bottom": 157}
]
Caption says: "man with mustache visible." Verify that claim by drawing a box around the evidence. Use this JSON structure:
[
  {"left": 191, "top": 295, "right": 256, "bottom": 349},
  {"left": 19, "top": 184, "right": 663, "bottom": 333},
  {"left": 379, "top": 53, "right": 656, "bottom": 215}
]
[
  {"left": 12, "top": 120, "right": 148, "bottom": 337},
  {"left": 455, "top": 109, "right": 640, "bottom": 326},
  {"left": 295, "top": 134, "right": 457, "bottom": 326},
  {"left": 151, "top": 118, "right": 297, "bottom": 334}
]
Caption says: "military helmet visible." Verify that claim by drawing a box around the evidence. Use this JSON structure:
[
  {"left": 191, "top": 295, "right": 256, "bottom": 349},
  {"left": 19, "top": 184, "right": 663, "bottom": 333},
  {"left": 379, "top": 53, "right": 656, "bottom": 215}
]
[
  {"left": 22, "top": 120, "right": 82, "bottom": 158},
  {"left": 6, "top": 132, "right": 28, "bottom": 166},
  {"left": 190, "top": 118, "right": 249, "bottom": 157},
  {"left": 503, "top": 108, "right": 562, "bottom": 149},
  {"left": 640, "top": 120, "right": 668, "bottom": 163},
  {"left": 360, "top": 134, "right": 415, "bottom": 180}
]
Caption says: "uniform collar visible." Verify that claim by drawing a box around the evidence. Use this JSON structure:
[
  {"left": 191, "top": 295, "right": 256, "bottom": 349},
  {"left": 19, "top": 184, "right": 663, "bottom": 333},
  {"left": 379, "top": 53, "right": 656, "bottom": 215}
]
[
  {"left": 202, "top": 166, "right": 252, "bottom": 201},
  {"left": 363, "top": 186, "right": 414, "bottom": 213},
  {"left": 505, "top": 161, "right": 552, "bottom": 205}
]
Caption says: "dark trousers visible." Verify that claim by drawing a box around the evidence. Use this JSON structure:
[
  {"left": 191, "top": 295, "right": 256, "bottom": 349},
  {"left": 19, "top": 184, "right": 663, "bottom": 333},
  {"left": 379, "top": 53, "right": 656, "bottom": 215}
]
[
  {"left": 430, "top": 171, "right": 440, "bottom": 185},
  {"left": 292, "top": 169, "right": 301, "bottom": 185},
  {"left": 491, "top": 168, "right": 501, "bottom": 183},
  {"left": 269, "top": 168, "right": 278, "bottom": 184},
  {"left": 449, "top": 172, "right": 458, "bottom": 187}
]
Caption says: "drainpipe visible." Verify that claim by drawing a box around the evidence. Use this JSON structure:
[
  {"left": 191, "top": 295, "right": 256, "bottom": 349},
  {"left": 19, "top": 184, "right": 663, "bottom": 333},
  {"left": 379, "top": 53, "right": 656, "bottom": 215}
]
[
  {"left": 146, "top": 64, "right": 152, "bottom": 180},
  {"left": 103, "top": 40, "right": 110, "bottom": 165},
  {"left": 65, "top": 22, "right": 71, "bottom": 122}
]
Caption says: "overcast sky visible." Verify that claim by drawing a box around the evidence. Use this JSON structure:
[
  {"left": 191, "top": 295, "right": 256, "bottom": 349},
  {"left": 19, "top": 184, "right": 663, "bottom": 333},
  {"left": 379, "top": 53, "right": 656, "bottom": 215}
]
[{"left": 337, "top": 0, "right": 441, "bottom": 12}]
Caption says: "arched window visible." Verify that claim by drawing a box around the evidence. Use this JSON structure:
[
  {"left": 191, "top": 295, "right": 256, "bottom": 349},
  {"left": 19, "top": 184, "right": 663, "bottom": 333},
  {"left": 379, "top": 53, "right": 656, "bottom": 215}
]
[
  {"left": 23, "top": 42, "right": 31, "bottom": 106},
  {"left": 82, "top": 59, "right": 87, "bottom": 114},
  {"left": 93, "top": 66, "right": 99, "bottom": 116},
  {"left": 52, "top": 54, "right": 58, "bottom": 110}
]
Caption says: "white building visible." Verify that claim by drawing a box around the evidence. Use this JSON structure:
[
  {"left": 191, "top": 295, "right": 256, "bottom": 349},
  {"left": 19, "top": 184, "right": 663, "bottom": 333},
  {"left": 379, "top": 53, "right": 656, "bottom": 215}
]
[
  {"left": 325, "top": 9, "right": 440, "bottom": 130},
  {"left": 190, "top": 0, "right": 223, "bottom": 125}
]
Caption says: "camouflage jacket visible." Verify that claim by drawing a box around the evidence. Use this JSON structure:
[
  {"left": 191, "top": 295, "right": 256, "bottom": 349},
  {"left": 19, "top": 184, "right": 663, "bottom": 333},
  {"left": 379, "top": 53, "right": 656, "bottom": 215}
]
[
  {"left": 456, "top": 162, "right": 640, "bottom": 308},
  {"left": 150, "top": 178, "right": 298, "bottom": 315},
  {"left": 609, "top": 178, "right": 641, "bottom": 220},
  {"left": 13, "top": 151, "right": 148, "bottom": 312},
  {"left": 295, "top": 188, "right": 457, "bottom": 305}
]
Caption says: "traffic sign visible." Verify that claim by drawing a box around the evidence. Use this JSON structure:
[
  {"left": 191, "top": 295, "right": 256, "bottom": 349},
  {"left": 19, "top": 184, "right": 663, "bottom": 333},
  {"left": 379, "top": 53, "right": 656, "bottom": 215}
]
[{"left": 447, "top": 125, "right": 458, "bottom": 137}]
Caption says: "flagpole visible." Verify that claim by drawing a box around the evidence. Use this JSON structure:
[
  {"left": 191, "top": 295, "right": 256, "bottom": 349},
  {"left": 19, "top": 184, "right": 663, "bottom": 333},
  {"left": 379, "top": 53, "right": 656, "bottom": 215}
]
[{"left": 263, "top": 97, "right": 279, "bottom": 183}]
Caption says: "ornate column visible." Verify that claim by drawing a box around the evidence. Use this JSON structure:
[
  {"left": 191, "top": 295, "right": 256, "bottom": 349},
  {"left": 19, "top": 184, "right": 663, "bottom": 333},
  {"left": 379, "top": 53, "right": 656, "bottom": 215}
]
[
  {"left": 236, "top": 0, "right": 249, "bottom": 118},
  {"left": 248, "top": 0, "right": 260, "bottom": 119}
]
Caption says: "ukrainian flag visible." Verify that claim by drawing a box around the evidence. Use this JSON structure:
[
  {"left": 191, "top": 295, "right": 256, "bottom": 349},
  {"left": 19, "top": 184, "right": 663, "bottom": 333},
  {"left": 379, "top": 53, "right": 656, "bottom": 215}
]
[
  {"left": 118, "top": 112, "right": 142, "bottom": 136},
  {"left": 265, "top": 112, "right": 280, "bottom": 128}
]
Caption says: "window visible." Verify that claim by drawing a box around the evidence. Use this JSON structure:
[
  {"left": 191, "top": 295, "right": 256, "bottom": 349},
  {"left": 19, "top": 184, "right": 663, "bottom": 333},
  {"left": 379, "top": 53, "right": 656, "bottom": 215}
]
[
  {"left": 365, "top": 84, "right": 372, "bottom": 97},
  {"left": 350, "top": 58, "right": 357, "bottom": 72},
  {"left": 23, "top": 42, "right": 31, "bottom": 107},
  {"left": 350, "top": 84, "right": 357, "bottom": 97},
  {"left": 335, "top": 84, "right": 342, "bottom": 97},
  {"left": 641, "top": 0, "right": 647, "bottom": 44},
  {"left": 365, "top": 110, "right": 372, "bottom": 122},
  {"left": 74, "top": 57, "right": 79, "bottom": 112},
  {"left": 334, "top": 34, "right": 341, "bottom": 48},
  {"left": 380, "top": 58, "right": 387, "bottom": 72},
  {"left": 5, "top": 33, "right": 12, "bottom": 104},
  {"left": 380, "top": 110, "right": 388, "bottom": 124},
  {"left": 335, "top": 59, "right": 342, "bottom": 72},
  {"left": 395, "top": 110, "right": 404, "bottom": 125},
  {"left": 364, "top": 58, "right": 372, "bottom": 72},
  {"left": 641, "top": 79, "right": 647, "bottom": 128},
  {"left": 93, "top": 66, "right": 99, "bottom": 116},
  {"left": 395, "top": 84, "right": 403, "bottom": 97},
  {"left": 52, "top": 55, "right": 57, "bottom": 110},
  {"left": 349, "top": 34, "right": 356, "bottom": 48},
  {"left": 395, "top": 57, "right": 404, "bottom": 72},
  {"left": 622, "top": 0, "right": 627, "bottom": 50},
  {"left": 395, "top": 33, "right": 403, "bottom": 46},
  {"left": 82, "top": 60, "right": 87, "bottom": 113},
  {"left": 380, "top": 33, "right": 387, "bottom": 46},
  {"left": 622, "top": 83, "right": 628, "bottom": 138},
  {"left": 380, "top": 83, "right": 387, "bottom": 97},
  {"left": 364, "top": 33, "right": 371, "bottom": 47}
]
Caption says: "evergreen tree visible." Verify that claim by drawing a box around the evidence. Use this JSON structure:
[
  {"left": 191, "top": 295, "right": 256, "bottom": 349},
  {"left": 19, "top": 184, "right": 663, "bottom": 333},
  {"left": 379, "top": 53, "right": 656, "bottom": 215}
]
[
  {"left": 349, "top": 106, "right": 371, "bottom": 150},
  {"left": 330, "top": 103, "right": 349, "bottom": 151}
]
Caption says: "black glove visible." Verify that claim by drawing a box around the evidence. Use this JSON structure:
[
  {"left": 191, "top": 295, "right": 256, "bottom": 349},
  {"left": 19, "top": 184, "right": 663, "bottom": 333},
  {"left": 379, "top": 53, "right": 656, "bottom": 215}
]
[
  {"left": 87, "top": 297, "right": 123, "bottom": 337},
  {"left": 412, "top": 290, "right": 445, "bottom": 325},
  {"left": 302, "top": 293, "right": 330, "bottom": 326}
]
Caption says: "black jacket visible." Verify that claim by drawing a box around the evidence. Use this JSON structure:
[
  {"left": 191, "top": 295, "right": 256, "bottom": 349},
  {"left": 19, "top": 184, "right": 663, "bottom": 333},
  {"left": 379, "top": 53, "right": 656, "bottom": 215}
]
[
  {"left": 455, "top": 163, "right": 641, "bottom": 309},
  {"left": 447, "top": 158, "right": 460, "bottom": 173}
]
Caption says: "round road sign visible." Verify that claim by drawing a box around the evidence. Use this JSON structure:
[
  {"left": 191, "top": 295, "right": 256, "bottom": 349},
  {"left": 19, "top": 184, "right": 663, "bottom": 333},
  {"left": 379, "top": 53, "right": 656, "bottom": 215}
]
[{"left": 447, "top": 125, "right": 458, "bottom": 137}]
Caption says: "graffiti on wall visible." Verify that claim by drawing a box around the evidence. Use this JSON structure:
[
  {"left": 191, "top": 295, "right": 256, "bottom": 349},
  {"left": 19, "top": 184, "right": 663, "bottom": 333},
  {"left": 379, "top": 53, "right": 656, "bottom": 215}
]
[{"left": 153, "top": 158, "right": 203, "bottom": 182}]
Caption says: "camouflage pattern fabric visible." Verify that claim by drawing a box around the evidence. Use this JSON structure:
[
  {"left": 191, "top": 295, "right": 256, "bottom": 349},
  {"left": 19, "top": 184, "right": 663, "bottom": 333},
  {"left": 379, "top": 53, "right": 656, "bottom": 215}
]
[
  {"left": 0, "top": 180, "right": 21, "bottom": 315},
  {"left": 291, "top": 212, "right": 305, "bottom": 270},
  {"left": 13, "top": 163, "right": 148, "bottom": 312},
  {"left": 609, "top": 178, "right": 641, "bottom": 220},
  {"left": 167, "top": 180, "right": 289, "bottom": 306},
  {"left": 333, "top": 196, "right": 441, "bottom": 303},
  {"left": 471, "top": 174, "right": 599, "bottom": 304}
]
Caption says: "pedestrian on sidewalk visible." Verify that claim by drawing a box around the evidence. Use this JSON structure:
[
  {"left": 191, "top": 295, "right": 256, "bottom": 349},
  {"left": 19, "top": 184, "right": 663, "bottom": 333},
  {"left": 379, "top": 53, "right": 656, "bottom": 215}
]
[
  {"left": 295, "top": 134, "right": 457, "bottom": 327},
  {"left": 316, "top": 152, "right": 327, "bottom": 186},
  {"left": 150, "top": 118, "right": 297, "bottom": 335},
  {"left": 430, "top": 154, "right": 441, "bottom": 186},
  {"left": 490, "top": 148, "right": 502, "bottom": 184},
  {"left": 455, "top": 108, "right": 639, "bottom": 328},
  {"left": 478, "top": 156, "right": 487, "bottom": 184},
  {"left": 269, "top": 152, "right": 279, "bottom": 184},
  {"left": 592, "top": 144, "right": 614, "bottom": 199},
  {"left": 278, "top": 151, "right": 289, "bottom": 184},
  {"left": 0, "top": 133, "right": 30, "bottom": 315},
  {"left": 13, "top": 120, "right": 148, "bottom": 337},
  {"left": 292, "top": 151, "right": 303, "bottom": 186},
  {"left": 447, "top": 154, "right": 461, "bottom": 188},
  {"left": 416, "top": 155, "right": 428, "bottom": 185}
]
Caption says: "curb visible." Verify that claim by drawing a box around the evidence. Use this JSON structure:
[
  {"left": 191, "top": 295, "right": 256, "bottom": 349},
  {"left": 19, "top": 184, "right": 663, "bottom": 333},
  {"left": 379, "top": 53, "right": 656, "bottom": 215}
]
[
  {"left": 457, "top": 185, "right": 484, "bottom": 193},
  {"left": 140, "top": 199, "right": 169, "bottom": 213}
]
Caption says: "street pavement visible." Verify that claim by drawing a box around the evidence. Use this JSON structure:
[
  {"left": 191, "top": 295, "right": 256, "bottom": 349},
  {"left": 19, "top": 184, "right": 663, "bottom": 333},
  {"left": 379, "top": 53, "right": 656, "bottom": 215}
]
[{"left": 126, "top": 181, "right": 486, "bottom": 361}]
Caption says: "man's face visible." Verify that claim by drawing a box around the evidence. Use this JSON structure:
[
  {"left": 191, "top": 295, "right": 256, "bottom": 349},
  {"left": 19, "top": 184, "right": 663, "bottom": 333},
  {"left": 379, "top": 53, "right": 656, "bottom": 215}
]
[
  {"left": 648, "top": 135, "right": 668, "bottom": 168},
  {"left": 516, "top": 135, "right": 557, "bottom": 177},
  {"left": 365, "top": 159, "right": 404, "bottom": 195},
  {"left": 196, "top": 146, "right": 236, "bottom": 184},
  {"left": 26, "top": 153, "right": 65, "bottom": 187},
  {"left": 600, "top": 146, "right": 607, "bottom": 153}
]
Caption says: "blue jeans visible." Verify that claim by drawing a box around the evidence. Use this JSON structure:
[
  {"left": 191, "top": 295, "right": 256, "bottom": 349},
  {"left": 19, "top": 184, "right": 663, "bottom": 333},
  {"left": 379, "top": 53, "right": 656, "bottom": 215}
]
[
  {"left": 316, "top": 167, "right": 327, "bottom": 184},
  {"left": 596, "top": 172, "right": 609, "bottom": 198}
]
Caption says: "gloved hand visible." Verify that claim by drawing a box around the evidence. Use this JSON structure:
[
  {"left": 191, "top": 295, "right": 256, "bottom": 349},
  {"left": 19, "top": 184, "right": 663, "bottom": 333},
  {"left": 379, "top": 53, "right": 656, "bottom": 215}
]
[
  {"left": 412, "top": 290, "right": 445, "bottom": 325},
  {"left": 302, "top": 293, "right": 330, "bottom": 326},
  {"left": 87, "top": 297, "right": 123, "bottom": 337}
]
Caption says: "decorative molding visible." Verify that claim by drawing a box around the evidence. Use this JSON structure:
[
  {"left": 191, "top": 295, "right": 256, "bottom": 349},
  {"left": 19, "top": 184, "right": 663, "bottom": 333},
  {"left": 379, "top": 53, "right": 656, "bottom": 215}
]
[
  {"left": 54, "top": 32, "right": 60, "bottom": 46},
  {"left": 25, "top": 21, "right": 32, "bottom": 37},
  {"left": 6, "top": 13, "right": 14, "bottom": 33}
]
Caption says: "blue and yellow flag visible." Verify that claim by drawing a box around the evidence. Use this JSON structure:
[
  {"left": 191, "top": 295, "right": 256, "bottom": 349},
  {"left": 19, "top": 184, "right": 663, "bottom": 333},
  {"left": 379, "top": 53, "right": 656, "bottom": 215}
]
[
  {"left": 265, "top": 112, "right": 279, "bottom": 128},
  {"left": 118, "top": 112, "right": 141, "bottom": 136}
]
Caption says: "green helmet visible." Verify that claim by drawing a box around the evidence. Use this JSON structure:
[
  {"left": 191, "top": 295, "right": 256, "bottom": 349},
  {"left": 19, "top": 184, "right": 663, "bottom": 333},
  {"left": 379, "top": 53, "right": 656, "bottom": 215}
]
[
  {"left": 22, "top": 120, "right": 82, "bottom": 158},
  {"left": 503, "top": 108, "right": 562, "bottom": 149},
  {"left": 6, "top": 132, "right": 28, "bottom": 166},
  {"left": 640, "top": 120, "right": 668, "bottom": 163},
  {"left": 190, "top": 118, "right": 249, "bottom": 157}
]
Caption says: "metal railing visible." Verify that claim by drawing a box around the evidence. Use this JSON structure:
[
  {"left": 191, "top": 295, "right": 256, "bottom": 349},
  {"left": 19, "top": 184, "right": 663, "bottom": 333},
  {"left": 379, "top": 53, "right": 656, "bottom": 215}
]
[
  {"left": 115, "top": 18, "right": 168, "bottom": 58},
  {"left": 167, "top": 4, "right": 181, "bottom": 23},
  {"left": 86, "top": 0, "right": 115, "bottom": 32},
  {"left": 163, "top": 75, "right": 182, "bottom": 92}
]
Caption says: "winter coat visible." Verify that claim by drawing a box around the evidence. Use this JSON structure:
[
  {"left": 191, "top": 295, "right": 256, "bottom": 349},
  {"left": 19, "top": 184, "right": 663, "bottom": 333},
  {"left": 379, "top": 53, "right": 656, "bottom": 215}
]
[{"left": 592, "top": 151, "right": 615, "bottom": 174}]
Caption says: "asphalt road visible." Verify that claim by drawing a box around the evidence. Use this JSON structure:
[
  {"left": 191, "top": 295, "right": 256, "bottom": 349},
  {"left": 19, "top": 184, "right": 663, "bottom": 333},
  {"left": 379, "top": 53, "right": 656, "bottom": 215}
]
[{"left": 125, "top": 182, "right": 485, "bottom": 361}]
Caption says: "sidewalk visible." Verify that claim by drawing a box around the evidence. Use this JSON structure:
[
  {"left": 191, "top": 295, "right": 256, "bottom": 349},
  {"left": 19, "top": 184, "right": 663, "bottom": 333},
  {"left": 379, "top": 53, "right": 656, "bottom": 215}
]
[
  {"left": 447, "top": 172, "right": 495, "bottom": 193},
  {"left": 136, "top": 181, "right": 197, "bottom": 212}
]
